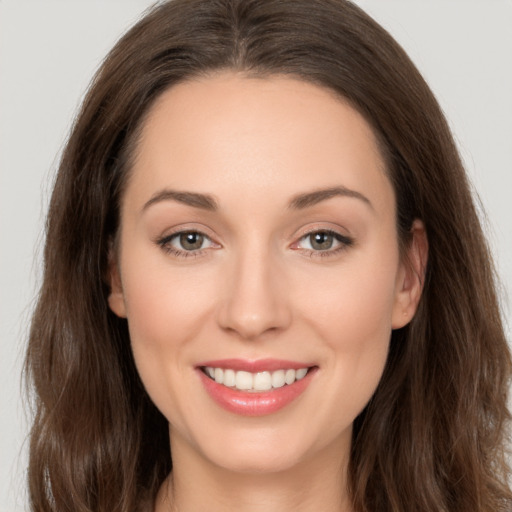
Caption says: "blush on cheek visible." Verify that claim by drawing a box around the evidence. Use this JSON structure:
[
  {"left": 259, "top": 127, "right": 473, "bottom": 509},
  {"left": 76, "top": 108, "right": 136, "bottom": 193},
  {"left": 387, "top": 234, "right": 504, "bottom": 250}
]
[
  {"left": 121, "top": 263, "right": 217, "bottom": 414},
  {"left": 123, "top": 249, "right": 216, "bottom": 334},
  {"left": 310, "top": 261, "right": 396, "bottom": 405},
  {"left": 318, "top": 273, "right": 397, "bottom": 346}
]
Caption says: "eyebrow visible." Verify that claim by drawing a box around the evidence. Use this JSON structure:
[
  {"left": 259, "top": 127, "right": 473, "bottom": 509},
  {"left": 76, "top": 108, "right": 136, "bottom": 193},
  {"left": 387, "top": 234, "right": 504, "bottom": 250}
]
[
  {"left": 142, "top": 189, "right": 218, "bottom": 212},
  {"left": 142, "top": 185, "right": 372, "bottom": 213},
  {"left": 288, "top": 186, "right": 373, "bottom": 210}
]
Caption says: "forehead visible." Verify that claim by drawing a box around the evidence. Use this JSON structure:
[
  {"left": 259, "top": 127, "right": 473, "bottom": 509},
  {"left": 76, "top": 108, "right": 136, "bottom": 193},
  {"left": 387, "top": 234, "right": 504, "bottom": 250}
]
[{"left": 126, "top": 72, "right": 394, "bottom": 215}]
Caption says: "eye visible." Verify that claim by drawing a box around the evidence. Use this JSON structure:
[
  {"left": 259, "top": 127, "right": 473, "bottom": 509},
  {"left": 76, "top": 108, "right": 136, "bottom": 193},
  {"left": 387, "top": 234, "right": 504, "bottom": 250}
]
[
  {"left": 294, "top": 229, "right": 353, "bottom": 256},
  {"left": 174, "top": 232, "right": 208, "bottom": 251},
  {"left": 157, "top": 230, "right": 218, "bottom": 257},
  {"left": 303, "top": 231, "right": 336, "bottom": 251}
]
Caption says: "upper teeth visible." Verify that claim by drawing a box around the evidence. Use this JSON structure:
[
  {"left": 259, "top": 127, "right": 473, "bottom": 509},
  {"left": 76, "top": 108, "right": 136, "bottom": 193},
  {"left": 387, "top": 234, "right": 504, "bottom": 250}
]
[{"left": 204, "top": 367, "right": 309, "bottom": 392}]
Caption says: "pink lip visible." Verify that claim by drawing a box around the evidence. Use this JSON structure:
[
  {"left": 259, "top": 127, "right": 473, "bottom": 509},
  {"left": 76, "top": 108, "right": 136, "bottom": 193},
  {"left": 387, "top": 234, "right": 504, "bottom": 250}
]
[
  {"left": 196, "top": 361, "right": 317, "bottom": 417},
  {"left": 197, "top": 358, "right": 311, "bottom": 372}
]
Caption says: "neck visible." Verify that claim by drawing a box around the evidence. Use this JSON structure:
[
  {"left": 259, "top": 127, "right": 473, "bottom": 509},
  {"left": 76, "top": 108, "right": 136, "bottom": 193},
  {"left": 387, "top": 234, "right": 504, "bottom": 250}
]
[{"left": 154, "top": 429, "right": 354, "bottom": 512}]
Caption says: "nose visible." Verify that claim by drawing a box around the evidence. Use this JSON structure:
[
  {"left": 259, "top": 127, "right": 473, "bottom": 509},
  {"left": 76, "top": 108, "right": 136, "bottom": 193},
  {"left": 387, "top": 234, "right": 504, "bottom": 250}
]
[{"left": 216, "top": 246, "right": 292, "bottom": 340}]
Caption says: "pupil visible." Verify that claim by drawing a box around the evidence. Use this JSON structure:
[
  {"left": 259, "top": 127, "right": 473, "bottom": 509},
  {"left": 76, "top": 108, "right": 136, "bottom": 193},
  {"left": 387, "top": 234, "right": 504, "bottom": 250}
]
[
  {"left": 311, "top": 232, "right": 333, "bottom": 250},
  {"left": 180, "top": 232, "right": 204, "bottom": 250}
]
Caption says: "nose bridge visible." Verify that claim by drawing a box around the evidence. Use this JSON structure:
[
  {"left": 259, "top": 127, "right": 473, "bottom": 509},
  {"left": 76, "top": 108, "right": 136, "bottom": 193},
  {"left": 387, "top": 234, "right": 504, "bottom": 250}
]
[{"left": 217, "top": 239, "right": 291, "bottom": 339}]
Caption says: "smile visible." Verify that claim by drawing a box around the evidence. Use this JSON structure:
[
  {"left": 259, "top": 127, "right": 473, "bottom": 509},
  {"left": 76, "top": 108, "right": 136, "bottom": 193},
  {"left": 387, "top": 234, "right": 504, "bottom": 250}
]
[
  {"left": 197, "top": 359, "right": 317, "bottom": 416},
  {"left": 202, "top": 366, "right": 309, "bottom": 392}
]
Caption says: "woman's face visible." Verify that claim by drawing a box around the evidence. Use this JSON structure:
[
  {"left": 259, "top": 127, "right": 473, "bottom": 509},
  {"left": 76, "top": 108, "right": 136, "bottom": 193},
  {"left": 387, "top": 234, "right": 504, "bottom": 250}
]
[{"left": 109, "top": 72, "right": 424, "bottom": 473}]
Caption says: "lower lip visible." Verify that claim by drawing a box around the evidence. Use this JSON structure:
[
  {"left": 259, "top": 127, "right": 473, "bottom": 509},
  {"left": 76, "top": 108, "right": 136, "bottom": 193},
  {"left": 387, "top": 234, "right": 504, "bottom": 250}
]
[{"left": 198, "top": 368, "right": 316, "bottom": 416}]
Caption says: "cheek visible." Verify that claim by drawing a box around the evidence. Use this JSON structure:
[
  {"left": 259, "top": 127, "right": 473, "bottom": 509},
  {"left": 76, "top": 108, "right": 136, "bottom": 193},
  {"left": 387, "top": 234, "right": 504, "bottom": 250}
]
[
  {"left": 300, "top": 248, "right": 399, "bottom": 414},
  {"left": 121, "top": 233, "right": 220, "bottom": 346},
  {"left": 304, "top": 250, "right": 399, "bottom": 347},
  {"left": 119, "top": 246, "right": 220, "bottom": 417}
]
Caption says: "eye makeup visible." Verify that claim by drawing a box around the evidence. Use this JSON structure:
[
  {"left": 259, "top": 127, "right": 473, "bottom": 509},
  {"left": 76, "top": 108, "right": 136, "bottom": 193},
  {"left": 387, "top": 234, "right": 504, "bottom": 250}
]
[
  {"left": 292, "top": 229, "right": 354, "bottom": 258},
  {"left": 155, "top": 226, "right": 354, "bottom": 261}
]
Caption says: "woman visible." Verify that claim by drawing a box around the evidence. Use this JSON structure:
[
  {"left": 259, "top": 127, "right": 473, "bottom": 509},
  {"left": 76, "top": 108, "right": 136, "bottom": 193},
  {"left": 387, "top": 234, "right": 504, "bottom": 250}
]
[{"left": 25, "top": 0, "right": 512, "bottom": 511}]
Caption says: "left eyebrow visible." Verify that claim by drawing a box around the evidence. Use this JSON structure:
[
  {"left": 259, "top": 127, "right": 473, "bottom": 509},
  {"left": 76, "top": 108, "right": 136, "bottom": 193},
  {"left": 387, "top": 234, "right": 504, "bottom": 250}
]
[
  {"left": 141, "top": 189, "right": 218, "bottom": 212},
  {"left": 288, "top": 186, "right": 374, "bottom": 211}
]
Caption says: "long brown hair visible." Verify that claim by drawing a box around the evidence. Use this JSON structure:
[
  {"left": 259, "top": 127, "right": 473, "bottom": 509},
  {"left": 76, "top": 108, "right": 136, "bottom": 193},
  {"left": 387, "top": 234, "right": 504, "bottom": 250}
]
[{"left": 25, "top": 1, "right": 512, "bottom": 510}]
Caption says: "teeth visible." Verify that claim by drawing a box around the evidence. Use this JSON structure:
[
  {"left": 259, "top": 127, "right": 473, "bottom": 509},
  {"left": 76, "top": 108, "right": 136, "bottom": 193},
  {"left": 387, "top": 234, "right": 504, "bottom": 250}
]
[
  {"left": 284, "top": 369, "right": 296, "bottom": 385},
  {"left": 235, "top": 371, "right": 253, "bottom": 390},
  {"left": 296, "top": 368, "right": 308, "bottom": 380},
  {"left": 253, "top": 371, "right": 272, "bottom": 391},
  {"left": 203, "top": 366, "right": 310, "bottom": 391},
  {"left": 224, "top": 369, "right": 236, "bottom": 387},
  {"left": 271, "top": 370, "right": 286, "bottom": 388}
]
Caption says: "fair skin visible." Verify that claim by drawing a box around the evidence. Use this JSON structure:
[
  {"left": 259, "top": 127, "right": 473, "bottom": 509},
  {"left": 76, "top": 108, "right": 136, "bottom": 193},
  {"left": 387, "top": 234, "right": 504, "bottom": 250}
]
[{"left": 108, "top": 72, "right": 427, "bottom": 512}]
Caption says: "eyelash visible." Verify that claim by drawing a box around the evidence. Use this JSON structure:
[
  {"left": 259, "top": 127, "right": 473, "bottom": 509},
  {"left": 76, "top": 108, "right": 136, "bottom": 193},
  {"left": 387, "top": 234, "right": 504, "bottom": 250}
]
[
  {"left": 156, "top": 229, "right": 354, "bottom": 259},
  {"left": 294, "top": 229, "right": 354, "bottom": 258},
  {"left": 156, "top": 230, "right": 216, "bottom": 258}
]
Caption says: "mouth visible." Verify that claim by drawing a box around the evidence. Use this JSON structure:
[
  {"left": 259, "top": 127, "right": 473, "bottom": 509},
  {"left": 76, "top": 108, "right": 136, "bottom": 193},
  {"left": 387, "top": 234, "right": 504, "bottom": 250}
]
[
  {"left": 196, "top": 359, "right": 317, "bottom": 416},
  {"left": 200, "top": 366, "right": 311, "bottom": 392}
]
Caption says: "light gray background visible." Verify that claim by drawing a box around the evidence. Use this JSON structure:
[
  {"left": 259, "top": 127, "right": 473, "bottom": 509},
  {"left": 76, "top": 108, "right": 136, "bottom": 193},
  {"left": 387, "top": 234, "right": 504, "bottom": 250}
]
[{"left": 1, "top": 1, "right": 511, "bottom": 510}]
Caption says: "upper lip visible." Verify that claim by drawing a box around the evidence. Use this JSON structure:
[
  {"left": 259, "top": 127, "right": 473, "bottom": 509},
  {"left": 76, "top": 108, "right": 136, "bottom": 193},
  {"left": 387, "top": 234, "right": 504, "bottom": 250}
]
[{"left": 196, "top": 358, "right": 315, "bottom": 373}]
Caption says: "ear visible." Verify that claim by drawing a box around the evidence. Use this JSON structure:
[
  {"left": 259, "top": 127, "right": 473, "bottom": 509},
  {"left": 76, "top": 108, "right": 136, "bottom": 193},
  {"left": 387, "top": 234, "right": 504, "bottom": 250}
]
[
  {"left": 391, "top": 219, "right": 428, "bottom": 329},
  {"left": 107, "top": 247, "right": 127, "bottom": 318}
]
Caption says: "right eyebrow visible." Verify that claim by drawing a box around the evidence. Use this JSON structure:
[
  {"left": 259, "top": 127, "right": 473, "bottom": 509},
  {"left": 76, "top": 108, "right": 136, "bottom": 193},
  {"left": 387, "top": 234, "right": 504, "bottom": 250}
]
[
  {"left": 141, "top": 189, "right": 218, "bottom": 213},
  {"left": 288, "top": 186, "right": 374, "bottom": 211}
]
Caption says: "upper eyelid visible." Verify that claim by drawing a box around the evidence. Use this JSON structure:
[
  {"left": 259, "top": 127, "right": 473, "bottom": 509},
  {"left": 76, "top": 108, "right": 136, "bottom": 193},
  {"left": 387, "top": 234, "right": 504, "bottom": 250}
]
[
  {"left": 160, "top": 229, "right": 210, "bottom": 241},
  {"left": 158, "top": 231, "right": 219, "bottom": 250},
  {"left": 298, "top": 227, "right": 344, "bottom": 237},
  {"left": 163, "top": 231, "right": 208, "bottom": 243},
  {"left": 290, "top": 227, "right": 354, "bottom": 252},
  {"left": 294, "top": 225, "right": 352, "bottom": 241},
  {"left": 296, "top": 230, "right": 352, "bottom": 245},
  {"left": 155, "top": 224, "right": 218, "bottom": 242}
]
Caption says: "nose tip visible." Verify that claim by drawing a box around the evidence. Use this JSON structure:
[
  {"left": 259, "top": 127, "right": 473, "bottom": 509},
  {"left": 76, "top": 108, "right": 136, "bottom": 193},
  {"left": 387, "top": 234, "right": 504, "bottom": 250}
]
[
  {"left": 216, "top": 257, "right": 291, "bottom": 340},
  {"left": 221, "top": 308, "right": 280, "bottom": 340}
]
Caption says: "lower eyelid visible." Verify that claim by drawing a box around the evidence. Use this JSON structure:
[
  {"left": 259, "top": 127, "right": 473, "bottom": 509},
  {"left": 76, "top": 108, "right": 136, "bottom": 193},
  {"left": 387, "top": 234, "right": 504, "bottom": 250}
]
[
  {"left": 305, "top": 245, "right": 348, "bottom": 258},
  {"left": 157, "top": 241, "right": 209, "bottom": 258}
]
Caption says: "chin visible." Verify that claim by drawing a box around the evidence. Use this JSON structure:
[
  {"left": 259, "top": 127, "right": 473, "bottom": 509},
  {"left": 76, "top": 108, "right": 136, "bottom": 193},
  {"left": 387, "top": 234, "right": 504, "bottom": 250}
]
[
  {"left": 187, "top": 419, "right": 344, "bottom": 476},
  {"left": 209, "top": 444, "right": 308, "bottom": 475}
]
